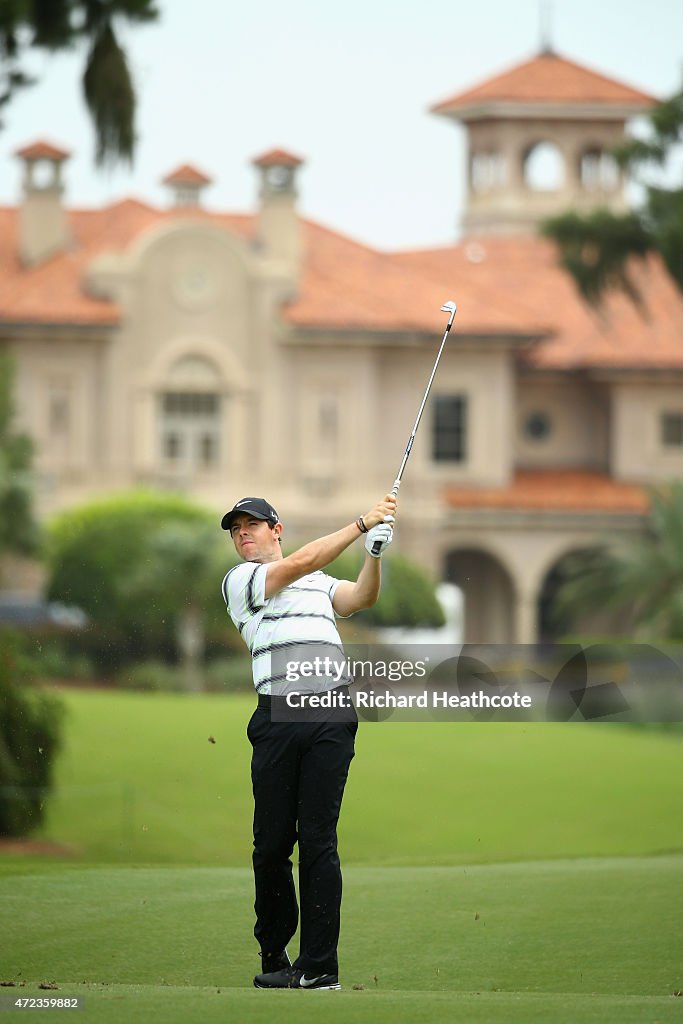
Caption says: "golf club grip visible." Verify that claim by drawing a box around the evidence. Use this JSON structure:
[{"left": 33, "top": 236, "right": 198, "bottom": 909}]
[{"left": 371, "top": 481, "right": 400, "bottom": 555}]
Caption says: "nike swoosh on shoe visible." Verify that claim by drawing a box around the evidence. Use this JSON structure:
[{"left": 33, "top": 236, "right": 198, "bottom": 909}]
[{"left": 299, "top": 974, "right": 340, "bottom": 989}]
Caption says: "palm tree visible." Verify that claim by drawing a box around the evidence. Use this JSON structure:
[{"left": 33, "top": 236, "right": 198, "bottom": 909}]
[{"left": 555, "top": 482, "right": 683, "bottom": 641}]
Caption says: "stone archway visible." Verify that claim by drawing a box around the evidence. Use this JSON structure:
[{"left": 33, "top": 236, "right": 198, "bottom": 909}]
[
  {"left": 444, "top": 548, "right": 515, "bottom": 643},
  {"left": 537, "top": 546, "right": 628, "bottom": 642}
]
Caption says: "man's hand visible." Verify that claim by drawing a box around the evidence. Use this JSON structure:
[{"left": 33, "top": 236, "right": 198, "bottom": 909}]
[
  {"left": 365, "top": 522, "right": 393, "bottom": 558},
  {"left": 332, "top": 494, "right": 397, "bottom": 615},
  {"left": 363, "top": 493, "right": 397, "bottom": 530}
]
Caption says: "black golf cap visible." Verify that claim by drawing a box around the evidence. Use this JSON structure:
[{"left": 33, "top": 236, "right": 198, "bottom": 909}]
[{"left": 221, "top": 497, "right": 279, "bottom": 532}]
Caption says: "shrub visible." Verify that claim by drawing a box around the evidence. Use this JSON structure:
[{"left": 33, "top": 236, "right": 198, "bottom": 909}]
[
  {"left": 0, "top": 632, "right": 66, "bottom": 837},
  {"left": 118, "top": 656, "right": 254, "bottom": 694},
  {"left": 19, "top": 637, "right": 94, "bottom": 681},
  {"left": 45, "top": 490, "right": 238, "bottom": 673},
  {"left": 326, "top": 550, "right": 445, "bottom": 628},
  {"left": 118, "top": 660, "right": 186, "bottom": 693},
  {"left": 204, "top": 656, "right": 254, "bottom": 693}
]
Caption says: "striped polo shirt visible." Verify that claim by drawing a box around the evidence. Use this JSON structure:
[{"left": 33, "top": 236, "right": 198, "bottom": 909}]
[{"left": 221, "top": 561, "right": 350, "bottom": 695}]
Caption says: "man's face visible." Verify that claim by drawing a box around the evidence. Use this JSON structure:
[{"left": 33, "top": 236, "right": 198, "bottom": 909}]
[{"left": 229, "top": 514, "right": 282, "bottom": 562}]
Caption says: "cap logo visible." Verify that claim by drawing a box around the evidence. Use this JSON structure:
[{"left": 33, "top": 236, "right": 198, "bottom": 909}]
[{"left": 221, "top": 497, "right": 278, "bottom": 531}]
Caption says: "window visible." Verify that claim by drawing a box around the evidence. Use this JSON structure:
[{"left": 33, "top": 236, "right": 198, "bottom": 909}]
[
  {"left": 163, "top": 433, "right": 182, "bottom": 460},
  {"left": 32, "top": 159, "right": 57, "bottom": 190},
  {"left": 661, "top": 412, "right": 683, "bottom": 447},
  {"left": 265, "top": 165, "right": 293, "bottom": 191},
  {"left": 319, "top": 396, "right": 338, "bottom": 442},
  {"left": 470, "top": 151, "right": 507, "bottom": 193},
  {"left": 580, "top": 148, "right": 619, "bottom": 191},
  {"left": 159, "top": 356, "right": 223, "bottom": 472},
  {"left": 174, "top": 185, "right": 200, "bottom": 207},
  {"left": 162, "top": 392, "right": 218, "bottom": 415},
  {"left": 49, "top": 393, "right": 70, "bottom": 433},
  {"left": 44, "top": 380, "right": 73, "bottom": 465},
  {"left": 433, "top": 395, "right": 467, "bottom": 462},
  {"left": 159, "top": 391, "right": 221, "bottom": 470},
  {"left": 199, "top": 434, "right": 217, "bottom": 465},
  {"left": 524, "top": 411, "right": 552, "bottom": 442},
  {"left": 523, "top": 141, "right": 565, "bottom": 191}
]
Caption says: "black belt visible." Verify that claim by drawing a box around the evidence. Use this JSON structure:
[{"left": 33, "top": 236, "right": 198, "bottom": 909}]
[{"left": 257, "top": 684, "right": 350, "bottom": 709}]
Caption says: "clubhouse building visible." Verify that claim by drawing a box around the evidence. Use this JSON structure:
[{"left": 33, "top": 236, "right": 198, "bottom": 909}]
[{"left": 2, "top": 49, "right": 682, "bottom": 642}]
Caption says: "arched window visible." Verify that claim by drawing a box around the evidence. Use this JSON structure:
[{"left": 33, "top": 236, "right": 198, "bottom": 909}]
[
  {"left": 522, "top": 142, "right": 565, "bottom": 191},
  {"left": 579, "top": 147, "right": 619, "bottom": 191},
  {"left": 31, "top": 159, "right": 57, "bottom": 190},
  {"left": 159, "top": 356, "right": 223, "bottom": 472}
]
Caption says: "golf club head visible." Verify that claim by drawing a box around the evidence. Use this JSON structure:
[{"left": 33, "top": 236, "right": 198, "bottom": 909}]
[{"left": 441, "top": 300, "right": 457, "bottom": 315}]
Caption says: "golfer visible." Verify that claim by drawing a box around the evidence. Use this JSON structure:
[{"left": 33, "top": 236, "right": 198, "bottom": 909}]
[{"left": 221, "top": 494, "right": 397, "bottom": 990}]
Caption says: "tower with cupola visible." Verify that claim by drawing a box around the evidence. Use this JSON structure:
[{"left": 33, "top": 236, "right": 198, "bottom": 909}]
[{"left": 431, "top": 50, "right": 654, "bottom": 236}]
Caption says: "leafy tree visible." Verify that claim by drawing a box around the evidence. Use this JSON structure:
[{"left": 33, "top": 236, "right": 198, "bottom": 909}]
[
  {"left": 327, "top": 550, "right": 446, "bottom": 629},
  {"left": 0, "top": 359, "right": 63, "bottom": 839},
  {"left": 0, "top": 631, "right": 65, "bottom": 837},
  {"left": 543, "top": 77, "right": 683, "bottom": 305},
  {"left": 46, "top": 493, "right": 445, "bottom": 675},
  {"left": 0, "top": 354, "right": 39, "bottom": 562},
  {"left": 45, "top": 490, "right": 235, "bottom": 672},
  {"left": 554, "top": 482, "right": 683, "bottom": 641},
  {"left": 0, "top": 0, "right": 159, "bottom": 167},
  {"left": 122, "top": 519, "right": 239, "bottom": 692}
]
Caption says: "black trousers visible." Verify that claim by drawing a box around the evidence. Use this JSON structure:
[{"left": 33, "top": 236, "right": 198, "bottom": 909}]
[{"left": 247, "top": 703, "right": 357, "bottom": 976}]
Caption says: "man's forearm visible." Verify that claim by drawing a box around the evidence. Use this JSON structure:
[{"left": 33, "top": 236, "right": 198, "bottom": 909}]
[
  {"left": 289, "top": 522, "right": 362, "bottom": 576},
  {"left": 263, "top": 495, "right": 396, "bottom": 600},
  {"left": 290, "top": 499, "right": 394, "bottom": 576},
  {"left": 346, "top": 554, "right": 381, "bottom": 610}
]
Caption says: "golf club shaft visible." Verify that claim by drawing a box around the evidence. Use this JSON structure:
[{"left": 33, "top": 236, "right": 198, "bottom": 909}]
[{"left": 372, "top": 302, "right": 456, "bottom": 554}]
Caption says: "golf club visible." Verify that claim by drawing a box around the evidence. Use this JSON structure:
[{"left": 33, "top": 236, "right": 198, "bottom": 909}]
[{"left": 372, "top": 300, "right": 457, "bottom": 555}]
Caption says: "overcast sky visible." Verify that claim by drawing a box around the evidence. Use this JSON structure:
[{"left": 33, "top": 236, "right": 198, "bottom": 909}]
[{"left": 1, "top": 0, "right": 681, "bottom": 250}]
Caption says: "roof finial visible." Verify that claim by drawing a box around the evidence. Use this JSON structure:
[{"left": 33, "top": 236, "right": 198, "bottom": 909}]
[{"left": 539, "top": 0, "right": 554, "bottom": 54}]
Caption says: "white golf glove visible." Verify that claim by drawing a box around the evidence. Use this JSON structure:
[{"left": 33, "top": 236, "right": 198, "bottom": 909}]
[{"left": 365, "top": 521, "right": 393, "bottom": 558}]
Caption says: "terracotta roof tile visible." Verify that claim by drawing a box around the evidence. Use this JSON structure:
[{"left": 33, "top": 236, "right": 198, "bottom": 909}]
[
  {"left": 15, "top": 140, "right": 71, "bottom": 161},
  {"left": 162, "top": 163, "right": 212, "bottom": 186},
  {"left": 0, "top": 202, "right": 252, "bottom": 327},
  {"left": 443, "top": 469, "right": 650, "bottom": 514},
  {"left": 252, "top": 148, "right": 304, "bottom": 167},
  {"left": 283, "top": 223, "right": 547, "bottom": 334},
  {"left": 432, "top": 51, "right": 655, "bottom": 113},
  {"left": 1, "top": 195, "right": 681, "bottom": 368},
  {"left": 394, "top": 237, "right": 683, "bottom": 369},
  {"left": 0, "top": 197, "right": 540, "bottom": 335}
]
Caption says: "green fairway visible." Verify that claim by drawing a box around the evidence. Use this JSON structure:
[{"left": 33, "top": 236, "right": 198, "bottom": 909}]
[
  {"left": 1, "top": 858, "right": 682, "bottom": 1023},
  {"left": 2, "top": 688, "right": 682, "bottom": 1022},
  {"left": 11, "top": 687, "right": 683, "bottom": 866}
]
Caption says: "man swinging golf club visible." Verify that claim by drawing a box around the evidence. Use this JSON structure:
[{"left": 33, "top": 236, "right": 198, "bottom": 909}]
[{"left": 221, "top": 492, "right": 397, "bottom": 990}]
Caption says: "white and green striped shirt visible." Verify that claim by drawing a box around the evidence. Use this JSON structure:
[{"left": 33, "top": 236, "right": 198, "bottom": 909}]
[{"left": 222, "top": 562, "right": 349, "bottom": 694}]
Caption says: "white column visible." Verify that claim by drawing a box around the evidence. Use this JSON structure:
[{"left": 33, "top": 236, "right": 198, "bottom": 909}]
[{"left": 515, "top": 589, "right": 538, "bottom": 645}]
